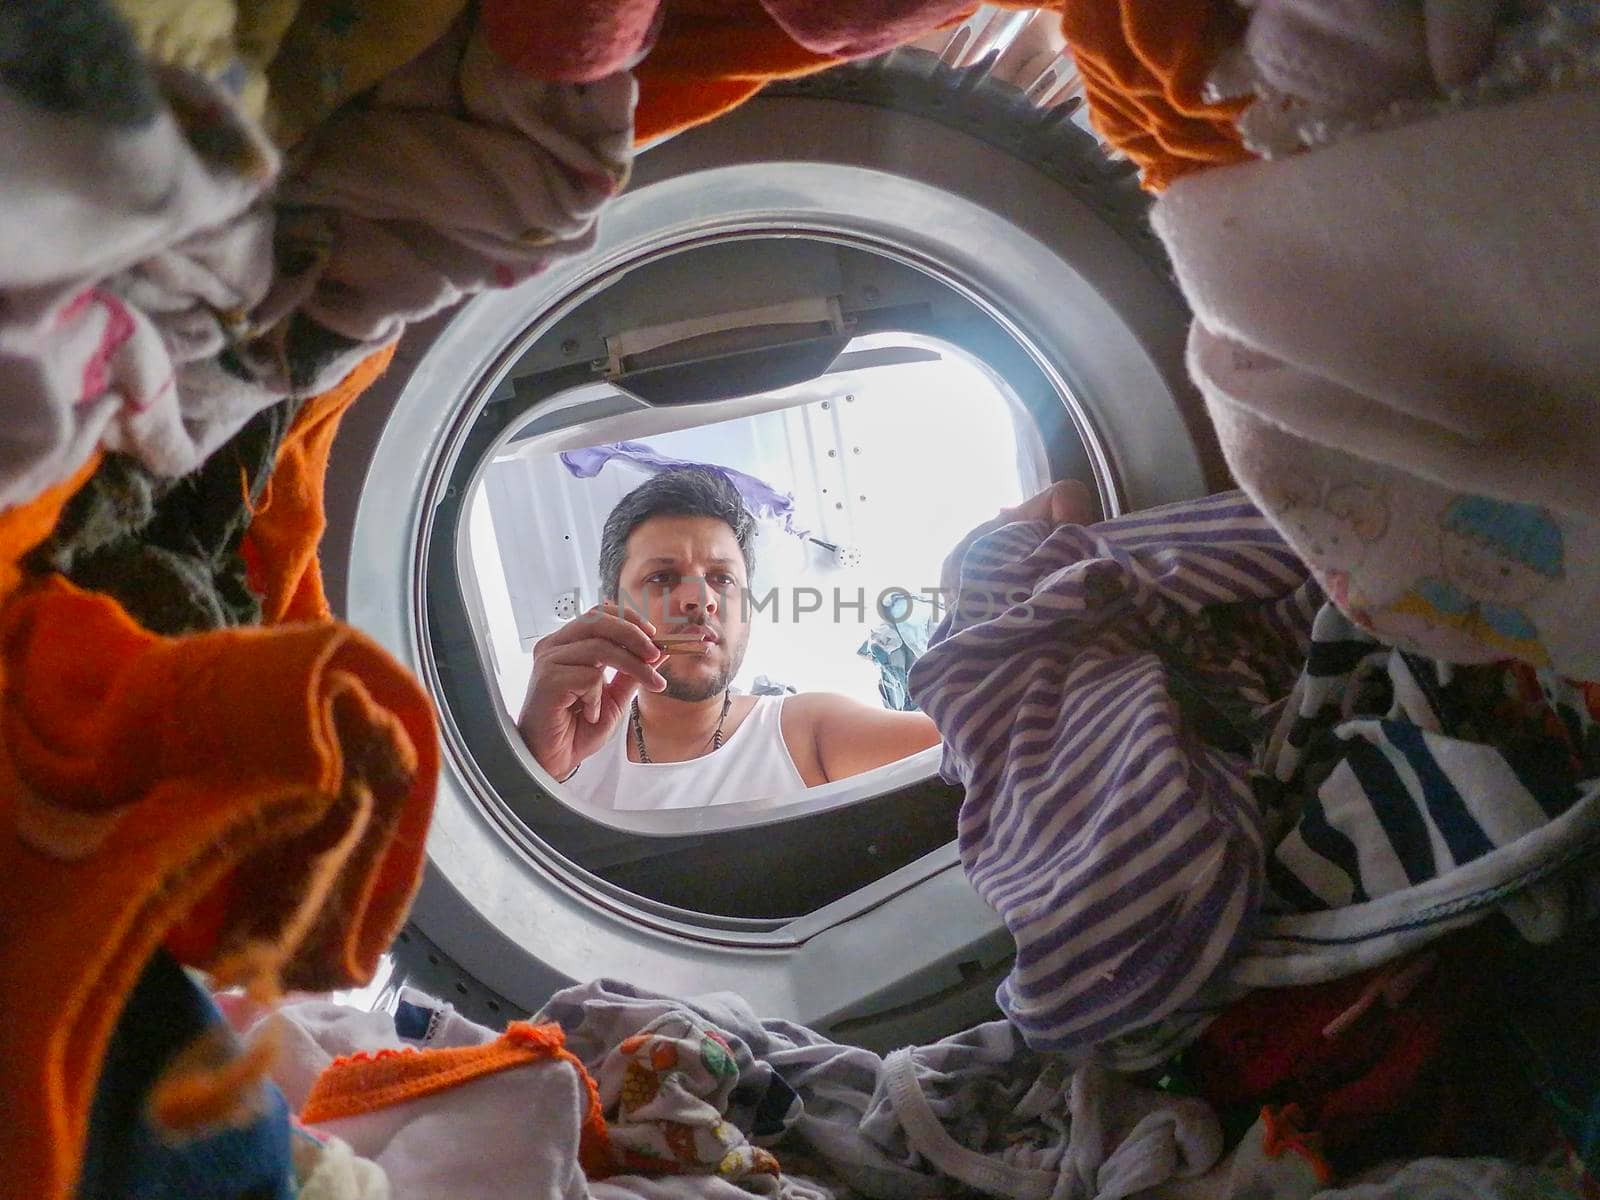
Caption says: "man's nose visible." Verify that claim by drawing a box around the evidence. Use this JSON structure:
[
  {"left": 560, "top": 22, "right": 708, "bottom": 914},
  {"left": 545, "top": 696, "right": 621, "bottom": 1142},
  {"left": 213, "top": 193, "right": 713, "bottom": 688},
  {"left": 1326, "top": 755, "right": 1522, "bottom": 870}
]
[{"left": 670, "top": 578, "right": 717, "bottom": 618}]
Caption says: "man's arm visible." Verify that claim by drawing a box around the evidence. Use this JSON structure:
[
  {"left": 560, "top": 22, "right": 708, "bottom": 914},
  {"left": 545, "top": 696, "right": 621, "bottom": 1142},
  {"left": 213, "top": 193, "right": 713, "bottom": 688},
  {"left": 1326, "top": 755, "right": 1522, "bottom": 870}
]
[{"left": 792, "top": 694, "right": 941, "bottom": 784}]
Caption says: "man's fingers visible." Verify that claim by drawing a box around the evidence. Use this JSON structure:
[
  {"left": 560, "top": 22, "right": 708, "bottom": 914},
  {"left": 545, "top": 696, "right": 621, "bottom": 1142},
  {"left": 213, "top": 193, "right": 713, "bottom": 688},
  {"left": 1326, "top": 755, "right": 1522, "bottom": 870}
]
[
  {"left": 543, "top": 640, "right": 667, "bottom": 692},
  {"left": 600, "top": 604, "right": 661, "bottom": 661},
  {"left": 602, "top": 671, "right": 642, "bottom": 718},
  {"left": 1001, "top": 480, "right": 1095, "bottom": 527},
  {"left": 945, "top": 480, "right": 1096, "bottom": 598},
  {"left": 1048, "top": 479, "right": 1096, "bottom": 526},
  {"left": 540, "top": 610, "right": 661, "bottom": 665},
  {"left": 536, "top": 664, "right": 611, "bottom": 715},
  {"left": 598, "top": 600, "right": 657, "bottom": 638},
  {"left": 1004, "top": 491, "right": 1053, "bottom": 524}
]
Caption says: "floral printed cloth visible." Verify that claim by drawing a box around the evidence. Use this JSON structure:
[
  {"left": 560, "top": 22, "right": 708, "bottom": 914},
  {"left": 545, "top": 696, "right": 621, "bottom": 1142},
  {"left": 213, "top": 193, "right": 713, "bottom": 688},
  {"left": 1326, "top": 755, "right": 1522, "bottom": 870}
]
[{"left": 597, "top": 1011, "right": 785, "bottom": 1187}]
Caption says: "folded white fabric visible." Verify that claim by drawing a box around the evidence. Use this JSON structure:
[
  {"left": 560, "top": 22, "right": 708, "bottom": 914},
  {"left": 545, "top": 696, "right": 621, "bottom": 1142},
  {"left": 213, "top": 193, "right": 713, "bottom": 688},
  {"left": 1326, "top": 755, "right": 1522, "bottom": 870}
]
[
  {"left": 1153, "top": 90, "right": 1600, "bottom": 518},
  {"left": 1211, "top": 0, "right": 1599, "bottom": 157},
  {"left": 0, "top": 15, "right": 281, "bottom": 510},
  {"left": 0, "top": 0, "right": 636, "bottom": 511},
  {"left": 1152, "top": 89, "right": 1600, "bottom": 677},
  {"left": 274, "top": 25, "right": 635, "bottom": 353},
  {"left": 244, "top": 992, "right": 593, "bottom": 1200},
  {"left": 291, "top": 1125, "right": 392, "bottom": 1200}
]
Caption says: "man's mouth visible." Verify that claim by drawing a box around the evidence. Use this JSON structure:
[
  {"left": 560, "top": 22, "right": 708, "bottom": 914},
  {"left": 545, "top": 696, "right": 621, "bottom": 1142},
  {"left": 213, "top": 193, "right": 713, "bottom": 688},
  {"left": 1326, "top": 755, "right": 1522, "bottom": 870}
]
[{"left": 654, "top": 629, "right": 718, "bottom": 656}]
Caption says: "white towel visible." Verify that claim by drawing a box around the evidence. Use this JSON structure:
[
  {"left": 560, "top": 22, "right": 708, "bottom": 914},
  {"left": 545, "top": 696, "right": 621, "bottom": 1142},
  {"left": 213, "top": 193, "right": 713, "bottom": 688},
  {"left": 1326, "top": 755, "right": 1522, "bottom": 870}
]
[{"left": 1151, "top": 89, "right": 1600, "bottom": 676}]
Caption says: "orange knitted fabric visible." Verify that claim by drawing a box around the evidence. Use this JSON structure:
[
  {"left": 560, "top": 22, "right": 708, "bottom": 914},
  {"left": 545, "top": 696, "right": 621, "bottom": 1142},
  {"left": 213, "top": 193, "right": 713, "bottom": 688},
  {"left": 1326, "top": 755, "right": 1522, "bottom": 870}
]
[
  {"left": 0, "top": 576, "right": 438, "bottom": 1200},
  {"left": 240, "top": 344, "right": 396, "bottom": 624},
  {"left": 302, "top": 1021, "right": 615, "bottom": 1178},
  {"left": 1052, "top": 0, "right": 1252, "bottom": 191}
]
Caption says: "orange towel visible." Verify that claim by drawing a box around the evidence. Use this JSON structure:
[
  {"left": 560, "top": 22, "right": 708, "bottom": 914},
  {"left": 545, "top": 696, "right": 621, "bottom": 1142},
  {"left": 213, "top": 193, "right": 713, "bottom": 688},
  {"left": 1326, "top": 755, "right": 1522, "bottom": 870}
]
[
  {"left": 536, "top": 0, "right": 1249, "bottom": 177},
  {"left": 1052, "top": 0, "right": 1252, "bottom": 191},
  {"left": 486, "top": 0, "right": 981, "bottom": 100},
  {"left": 301, "top": 1021, "right": 615, "bottom": 1177},
  {"left": 0, "top": 575, "right": 438, "bottom": 1200},
  {"left": 486, "top": 0, "right": 995, "bottom": 144},
  {"left": 483, "top": 0, "right": 666, "bottom": 84},
  {"left": 635, "top": 0, "right": 1012, "bottom": 142},
  {"left": 241, "top": 343, "right": 396, "bottom": 625},
  {"left": 627, "top": 0, "right": 847, "bottom": 144}
]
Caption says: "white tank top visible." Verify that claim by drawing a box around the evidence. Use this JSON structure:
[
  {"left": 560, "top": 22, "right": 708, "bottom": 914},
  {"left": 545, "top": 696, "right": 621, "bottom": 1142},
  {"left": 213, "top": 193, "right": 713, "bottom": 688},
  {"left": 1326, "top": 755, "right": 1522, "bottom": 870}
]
[{"left": 563, "top": 695, "right": 808, "bottom": 811}]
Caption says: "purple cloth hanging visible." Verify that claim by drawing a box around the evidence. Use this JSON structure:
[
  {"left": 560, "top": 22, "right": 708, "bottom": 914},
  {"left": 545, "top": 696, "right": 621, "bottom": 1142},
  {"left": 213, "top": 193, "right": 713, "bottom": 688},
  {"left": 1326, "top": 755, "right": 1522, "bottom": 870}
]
[{"left": 560, "top": 441, "right": 809, "bottom": 538}]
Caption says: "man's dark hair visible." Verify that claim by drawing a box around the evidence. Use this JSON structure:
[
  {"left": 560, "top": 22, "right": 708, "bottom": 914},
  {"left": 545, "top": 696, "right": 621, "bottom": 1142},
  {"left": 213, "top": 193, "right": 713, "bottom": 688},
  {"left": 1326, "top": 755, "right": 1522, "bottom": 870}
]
[{"left": 598, "top": 468, "right": 757, "bottom": 600}]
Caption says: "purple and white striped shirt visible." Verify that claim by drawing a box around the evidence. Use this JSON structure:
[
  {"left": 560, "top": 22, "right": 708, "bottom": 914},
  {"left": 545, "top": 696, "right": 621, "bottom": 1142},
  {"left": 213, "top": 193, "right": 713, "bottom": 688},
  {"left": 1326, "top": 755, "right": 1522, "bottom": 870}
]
[{"left": 909, "top": 492, "right": 1317, "bottom": 1054}]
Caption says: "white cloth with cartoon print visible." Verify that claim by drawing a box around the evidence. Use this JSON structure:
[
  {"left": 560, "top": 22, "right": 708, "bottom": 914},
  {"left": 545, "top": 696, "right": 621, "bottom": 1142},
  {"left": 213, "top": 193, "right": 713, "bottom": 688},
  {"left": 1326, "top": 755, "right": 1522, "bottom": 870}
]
[
  {"left": 1206, "top": 408, "right": 1596, "bottom": 677},
  {"left": 1150, "top": 4, "right": 1600, "bottom": 679}
]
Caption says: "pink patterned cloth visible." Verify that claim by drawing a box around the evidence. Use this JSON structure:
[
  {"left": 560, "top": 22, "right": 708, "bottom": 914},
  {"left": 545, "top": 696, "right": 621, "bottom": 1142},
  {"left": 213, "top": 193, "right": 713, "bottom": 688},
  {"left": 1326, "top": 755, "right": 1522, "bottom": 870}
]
[{"left": 0, "top": 2, "right": 634, "bottom": 511}]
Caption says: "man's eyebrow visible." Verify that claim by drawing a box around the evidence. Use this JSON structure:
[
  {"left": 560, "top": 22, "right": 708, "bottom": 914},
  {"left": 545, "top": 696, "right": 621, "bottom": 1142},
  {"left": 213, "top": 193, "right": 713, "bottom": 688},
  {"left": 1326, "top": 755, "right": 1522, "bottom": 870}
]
[{"left": 636, "top": 555, "right": 739, "bottom": 569}]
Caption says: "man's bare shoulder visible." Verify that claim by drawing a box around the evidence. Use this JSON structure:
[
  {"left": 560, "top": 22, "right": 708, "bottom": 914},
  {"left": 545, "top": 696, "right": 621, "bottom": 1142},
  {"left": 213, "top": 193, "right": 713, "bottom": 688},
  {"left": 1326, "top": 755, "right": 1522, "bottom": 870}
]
[
  {"left": 777, "top": 691, "right": 895, "bottom": 748},
  {"left": 779, "top": 692, "right": 940, "bottom": 782},
  {"left": 779, "top": 690, "right": 880, "bottom": 724},
  {"left": 782, "top": 691, "right": 939, "bottom": 740}
]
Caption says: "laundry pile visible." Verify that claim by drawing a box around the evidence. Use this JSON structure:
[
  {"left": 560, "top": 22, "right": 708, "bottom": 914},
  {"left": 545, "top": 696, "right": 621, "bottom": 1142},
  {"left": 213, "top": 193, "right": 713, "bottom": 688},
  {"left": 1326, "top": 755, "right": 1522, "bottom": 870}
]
[
  {"left": 1148, "top": 0, "right": 1600, "bottom": 680},
  {"left": 0, "top": 0, "right": 637, "bottom": 1188},
  {"left": 0, "top": 0, "right": 1006, "bottom": 1196},
  {"left": 904, "top": 0, "right": 1600, "bottom": 1192},
  {"left": 913, "top": 489, "right": 1600, "bottom": 1182},
  {"left": 215, "top": 967, "right": 1595, "bottom": 1198},
  {"left": 5, "top": 0, "right": 1599, "bottom": 1197}
]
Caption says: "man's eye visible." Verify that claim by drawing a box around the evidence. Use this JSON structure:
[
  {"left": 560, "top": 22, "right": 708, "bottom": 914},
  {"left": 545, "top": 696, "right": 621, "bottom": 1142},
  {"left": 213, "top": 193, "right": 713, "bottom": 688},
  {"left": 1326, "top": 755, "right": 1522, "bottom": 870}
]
[{"left": 709, "top": 574, "right": 737, "bottom": 589}]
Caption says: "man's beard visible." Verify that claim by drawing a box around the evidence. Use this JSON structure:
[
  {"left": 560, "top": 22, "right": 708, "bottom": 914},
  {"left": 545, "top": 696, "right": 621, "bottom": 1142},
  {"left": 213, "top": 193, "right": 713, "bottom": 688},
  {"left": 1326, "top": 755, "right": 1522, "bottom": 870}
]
[{"left": 661, "top": 630, "right": 747, "bottom": 702}]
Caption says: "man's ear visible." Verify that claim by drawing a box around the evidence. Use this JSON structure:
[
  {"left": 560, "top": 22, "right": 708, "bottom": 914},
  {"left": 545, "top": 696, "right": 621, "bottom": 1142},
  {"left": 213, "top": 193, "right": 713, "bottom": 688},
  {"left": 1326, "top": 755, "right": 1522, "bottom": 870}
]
[{"left": 1326, "top": 483, "right": 1390, "bottom": 543}]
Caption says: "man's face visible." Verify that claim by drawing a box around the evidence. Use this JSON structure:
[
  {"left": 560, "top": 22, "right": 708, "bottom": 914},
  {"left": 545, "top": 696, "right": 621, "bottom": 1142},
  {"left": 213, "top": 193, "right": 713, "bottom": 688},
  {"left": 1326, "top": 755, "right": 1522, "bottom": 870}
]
[{"left": 615, "top": 515, "right": 751, "bottom": 701}]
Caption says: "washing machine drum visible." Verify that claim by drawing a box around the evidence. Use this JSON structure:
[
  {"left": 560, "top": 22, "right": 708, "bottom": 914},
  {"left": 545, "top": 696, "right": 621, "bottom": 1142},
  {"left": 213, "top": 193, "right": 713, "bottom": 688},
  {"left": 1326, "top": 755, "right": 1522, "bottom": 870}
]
[{"left": 323, "top": 50, "right": 1219, "bottom": 1050}]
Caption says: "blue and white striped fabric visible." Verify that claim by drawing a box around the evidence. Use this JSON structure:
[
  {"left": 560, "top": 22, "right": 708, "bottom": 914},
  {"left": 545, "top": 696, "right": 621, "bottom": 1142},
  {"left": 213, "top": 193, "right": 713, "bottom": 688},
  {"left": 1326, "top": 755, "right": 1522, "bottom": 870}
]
[
  {"left": 1265, "top": 604, "right": 1589, "bottom": 911},
  {"left": 1229, "top": 604, "right": 1600, "bottom": 989},
  {"left": 908, "top": 492, "right": 1316, "bottom": 1055}
]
